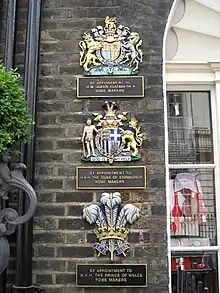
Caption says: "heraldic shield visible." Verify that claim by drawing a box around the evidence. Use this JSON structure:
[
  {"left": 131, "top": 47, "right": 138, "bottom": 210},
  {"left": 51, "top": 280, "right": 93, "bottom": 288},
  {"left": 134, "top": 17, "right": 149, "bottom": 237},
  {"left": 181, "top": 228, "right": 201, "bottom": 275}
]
[
  {"left": 81, "top": 101, "right": 143, "bottom": 164},
  {"left": 79, "top": 16, "right": 143, "bottom": 75}
]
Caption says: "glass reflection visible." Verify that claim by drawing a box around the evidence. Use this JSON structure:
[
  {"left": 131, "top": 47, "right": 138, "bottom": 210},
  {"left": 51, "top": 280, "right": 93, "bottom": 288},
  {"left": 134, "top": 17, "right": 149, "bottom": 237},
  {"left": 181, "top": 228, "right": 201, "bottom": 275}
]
[
  {"left": 171, "top": 252, "right": 218, "bottom": 293},
  {"left": 170, "top": 169, "right": 216, "bottom": 247},
  {"left": 167, "top": 92, "right": 213, "bottom": 164}
]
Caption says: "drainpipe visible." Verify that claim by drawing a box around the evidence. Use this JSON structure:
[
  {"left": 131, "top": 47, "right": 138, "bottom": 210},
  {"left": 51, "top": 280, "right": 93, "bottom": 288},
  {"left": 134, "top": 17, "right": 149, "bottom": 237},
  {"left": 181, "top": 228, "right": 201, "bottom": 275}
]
[
  {"left": 11, "top": 1, "right": 43, "bottom": 293},
  {"left": 4, "top": 0, "right": 17, "bottom": 71}
]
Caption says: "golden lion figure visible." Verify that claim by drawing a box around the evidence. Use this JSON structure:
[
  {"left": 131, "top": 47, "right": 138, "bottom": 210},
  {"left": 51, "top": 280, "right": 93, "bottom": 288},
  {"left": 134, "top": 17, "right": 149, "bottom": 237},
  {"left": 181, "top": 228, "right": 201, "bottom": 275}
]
[
  {"left": 79, "top": 33, "right": 103, "bottom": 72},
  {"left": 121, "top": 118, "right": 143, "bottom": 157}
]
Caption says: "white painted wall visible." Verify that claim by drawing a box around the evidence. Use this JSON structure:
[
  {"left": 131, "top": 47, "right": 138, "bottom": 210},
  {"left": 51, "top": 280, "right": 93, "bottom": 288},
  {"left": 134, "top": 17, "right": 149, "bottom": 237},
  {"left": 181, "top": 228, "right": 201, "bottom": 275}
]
[{"left": 166, "top": 0, "right": 220, "bottom": 61}]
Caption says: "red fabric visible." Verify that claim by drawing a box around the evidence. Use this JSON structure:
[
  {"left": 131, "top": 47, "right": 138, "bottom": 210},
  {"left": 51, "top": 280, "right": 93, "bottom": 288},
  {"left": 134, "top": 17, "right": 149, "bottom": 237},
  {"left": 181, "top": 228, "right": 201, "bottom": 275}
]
[
  {"left": 171, "top": 256, "right": 209, "bottom": 271},
  {"left": 171, "top": 257, "right": 190, "bottom": 270},
  {"left": 171, "top": 192, "right": 182, "bottom": 232}
]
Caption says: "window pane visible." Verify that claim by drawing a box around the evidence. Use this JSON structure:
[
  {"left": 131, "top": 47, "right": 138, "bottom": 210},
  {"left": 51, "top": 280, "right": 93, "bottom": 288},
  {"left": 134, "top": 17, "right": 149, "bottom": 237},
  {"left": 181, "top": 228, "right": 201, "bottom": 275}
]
[
  {"left": 169, "top": 169, "right": 216, "bottom": 247},
  {"left": 171, "top": 252, "right": 218, "bottom": 293},
  {"left": 167, "top": 92, "right": 214, "bottom": 164}
]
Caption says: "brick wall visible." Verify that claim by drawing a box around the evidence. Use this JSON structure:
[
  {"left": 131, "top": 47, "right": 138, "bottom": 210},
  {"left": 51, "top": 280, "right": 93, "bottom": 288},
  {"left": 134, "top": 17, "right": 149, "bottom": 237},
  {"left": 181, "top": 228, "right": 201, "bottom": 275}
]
[{"left": 2, "top": 0, "right": 174, "bottom": 292}]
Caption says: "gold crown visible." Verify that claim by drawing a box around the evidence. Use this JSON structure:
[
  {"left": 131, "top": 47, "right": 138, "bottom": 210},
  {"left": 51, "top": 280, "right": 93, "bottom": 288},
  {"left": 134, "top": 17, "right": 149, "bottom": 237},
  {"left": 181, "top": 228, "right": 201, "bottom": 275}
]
[
  {"left": 104, "top": 16, "right": 117, "bottom": 35},
  {"left": 102, "top": 101, "right": 118, "bottom": 116},
  {"left": 95, "top": 226, "right": 129, "bottom": 242}
]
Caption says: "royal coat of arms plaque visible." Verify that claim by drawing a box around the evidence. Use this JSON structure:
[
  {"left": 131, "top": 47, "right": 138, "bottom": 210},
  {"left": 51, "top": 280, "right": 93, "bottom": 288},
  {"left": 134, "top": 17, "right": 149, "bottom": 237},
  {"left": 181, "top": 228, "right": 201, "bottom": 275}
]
[
  {"left": 81, "top": 101, "right": 143, "bottom": 164},
  {"left": 77, "top": 17, "right": 144, "bottom": 98},
  {"left": 79, "top": 16, "right": 143, "bottom": 76}
]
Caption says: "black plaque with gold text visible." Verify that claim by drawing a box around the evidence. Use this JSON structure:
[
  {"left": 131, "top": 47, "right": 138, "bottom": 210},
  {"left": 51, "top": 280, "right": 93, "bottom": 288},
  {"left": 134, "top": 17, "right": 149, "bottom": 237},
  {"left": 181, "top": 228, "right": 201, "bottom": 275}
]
[
  {"left": 76, "top": 264, "right": 147, "bottom": 287},
  {"left": 76, "top": 166, "right": 146, "bottom": 189},
  {"left": 77, "top": 76, "right": 144, "bottom": 98}
]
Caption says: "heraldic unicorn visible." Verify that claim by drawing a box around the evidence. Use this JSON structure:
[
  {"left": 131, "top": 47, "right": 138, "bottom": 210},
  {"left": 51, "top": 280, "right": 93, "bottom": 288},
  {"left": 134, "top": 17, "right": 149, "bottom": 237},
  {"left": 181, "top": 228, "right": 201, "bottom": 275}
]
[
  {"left": 79, "top": 16, "right": 143, "bottom": 75},
  {"left": 83, "top": 192, "right": 140, "bottom": 261}
]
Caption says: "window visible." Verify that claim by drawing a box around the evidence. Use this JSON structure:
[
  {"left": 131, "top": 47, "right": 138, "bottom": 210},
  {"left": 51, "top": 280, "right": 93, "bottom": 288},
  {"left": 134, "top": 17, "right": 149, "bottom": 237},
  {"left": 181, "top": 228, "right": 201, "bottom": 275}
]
[
  {"left": 165, "top": 0, "right": 220, "bottom": 291},
  {"left": 167, "top": 90, "right": 219, "bottom": 293},
  {"left": 168, "top": 92, "right": 213, "bottom": 165}
]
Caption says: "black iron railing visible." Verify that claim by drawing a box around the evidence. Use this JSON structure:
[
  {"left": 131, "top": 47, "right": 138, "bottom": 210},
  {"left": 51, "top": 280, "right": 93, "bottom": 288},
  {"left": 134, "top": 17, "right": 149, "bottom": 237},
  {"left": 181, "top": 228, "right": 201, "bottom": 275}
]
[
  {"left": 171, "top": 214, "right": 216, "bottom": 240},
  {"left": 172, "top": 255, "right": 218, "bottom": 293},
  {"left": 168, "top": 128, "right": 213, "bottom": 164}
]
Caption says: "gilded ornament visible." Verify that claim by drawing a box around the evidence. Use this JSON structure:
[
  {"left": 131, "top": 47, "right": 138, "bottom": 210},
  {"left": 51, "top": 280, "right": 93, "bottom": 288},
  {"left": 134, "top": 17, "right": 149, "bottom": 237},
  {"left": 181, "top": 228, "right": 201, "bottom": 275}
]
[
  {"left": 79, "top": 16, "right": 143, "bottom": 75},
  {"left": 81, "top": 101, "right": 144, "bottom": 164},
  {"left": 83, "top": 192, "right": 140, "bottom": 261}
]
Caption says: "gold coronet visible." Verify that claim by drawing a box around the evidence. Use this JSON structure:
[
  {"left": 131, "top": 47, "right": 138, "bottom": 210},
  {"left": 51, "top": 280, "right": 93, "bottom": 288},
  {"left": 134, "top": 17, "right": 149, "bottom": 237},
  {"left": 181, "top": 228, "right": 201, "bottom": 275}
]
[
  {"left": 104, "top": 16, "right": 117, "bottom": 35},
  {"left": 95, "top": 226, "right": 129, "bottom": 242}
]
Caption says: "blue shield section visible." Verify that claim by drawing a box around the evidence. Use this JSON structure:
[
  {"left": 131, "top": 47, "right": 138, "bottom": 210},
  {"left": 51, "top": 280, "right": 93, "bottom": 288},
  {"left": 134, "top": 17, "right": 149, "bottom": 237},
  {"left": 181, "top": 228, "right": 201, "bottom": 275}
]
[
  {"left": 110, "top": 129, "right": 121, "bottom": 141},
  {"left": 101, "top": 129, "right": 122, "bottom": 155}
]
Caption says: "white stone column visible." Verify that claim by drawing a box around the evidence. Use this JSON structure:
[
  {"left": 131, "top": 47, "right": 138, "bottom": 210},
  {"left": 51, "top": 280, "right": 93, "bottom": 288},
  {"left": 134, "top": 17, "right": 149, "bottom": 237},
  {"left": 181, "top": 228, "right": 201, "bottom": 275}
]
[{"left": 209, "top": 62, "right": 220, "bottom": 293}]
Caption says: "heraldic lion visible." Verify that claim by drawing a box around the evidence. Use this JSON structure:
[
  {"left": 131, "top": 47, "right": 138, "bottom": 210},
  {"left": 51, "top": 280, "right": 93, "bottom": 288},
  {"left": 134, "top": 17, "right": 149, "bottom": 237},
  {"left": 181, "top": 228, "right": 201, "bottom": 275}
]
[
  {"left": 121, "top": 118, "right": 143, "bottom": 157},
  {"left": 79, "top": 33, "right": 103, "bottom": 72}
]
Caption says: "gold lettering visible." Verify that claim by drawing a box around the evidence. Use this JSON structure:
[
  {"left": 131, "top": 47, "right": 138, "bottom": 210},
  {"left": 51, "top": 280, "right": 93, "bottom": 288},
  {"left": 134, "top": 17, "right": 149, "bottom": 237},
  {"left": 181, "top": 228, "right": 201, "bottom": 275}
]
[
  {"left": 95, "top": 278, "right": 107, "bottom": 282},
  {"left": 108, "top": 180, "right": 124, "bottom": 184},
  {"left": 95, "top": 180, "right": 105, "bottom": 184},
  {"left": 107, "top": 89, "right": 125, "bottom": 93},
  {"left": 95, "top": 89, "right": 106, "bottom": 93},
  {"left": 128, "top": 273, "right": 142, "bottom": 277},
  {"left": 108, "top": 278, "right": 127, "bottom": 282}
]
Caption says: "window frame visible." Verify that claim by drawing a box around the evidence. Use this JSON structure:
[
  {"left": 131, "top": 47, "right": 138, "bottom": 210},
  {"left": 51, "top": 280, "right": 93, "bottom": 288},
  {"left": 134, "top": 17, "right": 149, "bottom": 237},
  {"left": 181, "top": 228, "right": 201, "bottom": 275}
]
[{"left": 165, "top": 61, "right": 220, "bottom": 293}]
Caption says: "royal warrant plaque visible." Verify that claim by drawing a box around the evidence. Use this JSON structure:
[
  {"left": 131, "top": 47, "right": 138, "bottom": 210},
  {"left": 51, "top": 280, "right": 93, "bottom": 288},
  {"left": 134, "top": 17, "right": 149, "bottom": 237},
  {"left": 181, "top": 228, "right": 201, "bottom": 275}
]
[
  {"left": 78, "top": 16, "right": 144, "bottom": 97},
  {"left": 77, "top": 76, "right": 144, "bottom": 98},
  {"left": 76, "top": 166, "right": 146, "bottom": 189},
  {"left": 76, "top": 264, "right": 147, "bottom": 287}
]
